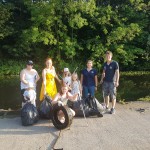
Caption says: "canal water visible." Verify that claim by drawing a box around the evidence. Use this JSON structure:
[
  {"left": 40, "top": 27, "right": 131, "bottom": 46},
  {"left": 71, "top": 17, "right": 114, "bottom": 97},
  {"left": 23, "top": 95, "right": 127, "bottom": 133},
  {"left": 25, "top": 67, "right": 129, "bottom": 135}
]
[{"left": 0, "top": 74, "right": 150, "bottom": 110}]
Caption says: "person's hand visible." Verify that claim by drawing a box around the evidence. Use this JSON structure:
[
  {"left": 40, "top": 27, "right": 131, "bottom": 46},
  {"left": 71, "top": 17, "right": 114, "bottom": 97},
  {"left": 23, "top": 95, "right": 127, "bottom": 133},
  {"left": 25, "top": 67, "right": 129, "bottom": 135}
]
[
  {"left": 95, "top": 87, "right": 97, "bottom": 91},
  {"left": 58, "top": 101, "right": 64, "bottom": 106},
  {"left": 100, "top": 80, "right": 103, "bottom": 84},
  {"left": 114, "top": 82, "right": 119, "bottom": 87},
  {"left": 44, "top": 91, "right": 47, "bottom": 96}
]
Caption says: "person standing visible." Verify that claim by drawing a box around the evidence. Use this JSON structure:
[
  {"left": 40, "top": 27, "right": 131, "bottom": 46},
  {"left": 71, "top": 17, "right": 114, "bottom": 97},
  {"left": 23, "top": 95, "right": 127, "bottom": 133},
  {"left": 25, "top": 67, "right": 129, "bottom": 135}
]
[
  {"left": 71, "top": 73, "right": 82, "bottom": 98},
  {"left": 40, "top": 58, "right": 61, "bottom": 101},
  {"left": 80, "top": 60, "right": 98, "bottom": 98},
  {"left": 100, "top": 51, "right": 119, "bottom": 114},
  {"left": 20, "top": 60, "right": 40, "bottom": 107},
  {"left": 62, "top": 68, "right": 72, "bottom": 89}
]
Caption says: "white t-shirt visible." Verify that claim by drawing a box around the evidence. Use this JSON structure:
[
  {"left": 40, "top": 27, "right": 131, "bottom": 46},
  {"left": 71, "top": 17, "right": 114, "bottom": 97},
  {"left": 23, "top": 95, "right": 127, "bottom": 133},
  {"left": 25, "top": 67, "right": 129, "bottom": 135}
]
[
  {"left": 23, "top": 89, "right": 36, "bottom": 101},
  {"left": 63, "top": 76, "right": 71, "bottom": 86},
  {"left": 71, "top": 81, "right": 80, "bottom": 95},
  {"left": 21, "top": 69, "right": 37, "bottom": 90}
]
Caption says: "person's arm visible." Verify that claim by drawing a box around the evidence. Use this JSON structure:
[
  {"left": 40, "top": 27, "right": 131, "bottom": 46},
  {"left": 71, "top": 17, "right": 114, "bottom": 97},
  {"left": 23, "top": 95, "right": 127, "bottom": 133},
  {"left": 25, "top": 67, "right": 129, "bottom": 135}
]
[
  {"left": 52, "top": 93, "right": 60, "bottom": 105},
  {"left": 95, "top": 75, "right": 98, "bottom": 91},
  {"left": 79, "top": 81, "right": 82, "bottom": 96},
  {"left": 115, "top": 69, "right": 119, "bottom": 87},
  {"left": 100, "top": 70, "right": 105, "bottom": 84},
  {"left": 53, "top": 67, "right": 61, "bottom": 83},
  {"left": 67, "top": 92, "right": 78, "bottom": 101},
  {"left": 80, "top": 74, "right": 83, "bottom": 86},
  {"left": 55, "top": 74, "right": 61, "bottom": 83},
  {"left": 35, "top": 71, "right": 40, "bottom": 83},
  {"left": 20, "top": 70, "right": 29, "bottom": 85},
  {"left": 114, "top": 62, "right": 119, "bottom": 87},
  {"left": 42, "top": 69, "right": 47, "bottom": 95}
]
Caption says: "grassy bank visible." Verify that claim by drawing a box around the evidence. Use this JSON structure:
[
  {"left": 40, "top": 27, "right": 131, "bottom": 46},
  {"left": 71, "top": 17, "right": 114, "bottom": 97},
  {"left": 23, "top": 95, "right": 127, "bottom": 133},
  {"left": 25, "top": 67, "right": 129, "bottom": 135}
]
[
  {"left": 1, "top": 60, "right": 150, "bottom": 76},
  {"left": 0, "top": 60, "right": 42, "bottom": 76},
  {"left": 0, "top": 59, "right": 84, "bottom": 76}
]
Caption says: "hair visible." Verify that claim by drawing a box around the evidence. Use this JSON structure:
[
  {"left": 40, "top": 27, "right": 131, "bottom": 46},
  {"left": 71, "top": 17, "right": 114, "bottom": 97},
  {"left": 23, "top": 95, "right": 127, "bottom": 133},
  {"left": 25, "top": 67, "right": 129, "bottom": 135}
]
[
  {"left": 106, "top": 51, "right": 113, "bottom": 57},
  {"left": 71, "top": 72, "right": 79, "bottom": 81},
  {"left": 59, "top": 84, "right": 68, "bottom": 95},
  {"left": 45, "top": 57, "right": 52, "bottom": 62},
  {"left": 87, "top": 60, "right": 93, "bottom": 64},
  {"left": 63, "top": 69, "right": 71, "bottom": 77},
  {"left": 45, "top": 57, "right": 53, "bottom": 69}
]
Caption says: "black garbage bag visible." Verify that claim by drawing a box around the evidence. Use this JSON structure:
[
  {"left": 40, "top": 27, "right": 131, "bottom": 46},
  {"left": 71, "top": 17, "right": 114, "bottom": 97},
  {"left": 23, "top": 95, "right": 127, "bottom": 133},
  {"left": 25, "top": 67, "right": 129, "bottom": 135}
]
[
  {"left": 72, "top": 99, "right": 89, "bottom": 117},
  {"left": 85, "top": 96, "right": 103, "bottom": 117},
  {"left": 39, "top": 95, "right": 53, "bottom": 119},
  {"left": 21, "top": 102, "right": 39, "bottom": 126}
]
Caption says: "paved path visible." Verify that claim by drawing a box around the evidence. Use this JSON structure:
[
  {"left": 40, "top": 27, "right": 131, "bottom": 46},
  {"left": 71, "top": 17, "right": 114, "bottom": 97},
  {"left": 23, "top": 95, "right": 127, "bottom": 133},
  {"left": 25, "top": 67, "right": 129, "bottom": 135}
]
[
  {"left": 55, "top": 102, "right": 150, "bottom": 150},
  {"left": 0, "top": 118, "right": 59, "bottom": 150},
  {"left": 0, "top": 101, "right": 150, "bottom": 150}
]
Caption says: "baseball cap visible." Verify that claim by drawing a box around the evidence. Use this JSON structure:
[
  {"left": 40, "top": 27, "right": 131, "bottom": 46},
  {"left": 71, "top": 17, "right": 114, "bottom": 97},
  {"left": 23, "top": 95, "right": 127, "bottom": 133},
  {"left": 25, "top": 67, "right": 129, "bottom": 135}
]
[
  {"left": 64, "top": 68, "right": 69, "bottom": 72},
  {"left": 27, "top": 60, "right": 33, "bottom": 65}
]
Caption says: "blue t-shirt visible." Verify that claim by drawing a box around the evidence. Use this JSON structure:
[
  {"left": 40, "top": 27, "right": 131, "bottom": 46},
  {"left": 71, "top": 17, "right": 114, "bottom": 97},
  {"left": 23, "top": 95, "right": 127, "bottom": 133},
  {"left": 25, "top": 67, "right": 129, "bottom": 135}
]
[
  {"left": 81, "top": 68, "right": 97, "bottom": 87},
  {"left": 103, "top": 60, "right": 119, "bottom": 82}
]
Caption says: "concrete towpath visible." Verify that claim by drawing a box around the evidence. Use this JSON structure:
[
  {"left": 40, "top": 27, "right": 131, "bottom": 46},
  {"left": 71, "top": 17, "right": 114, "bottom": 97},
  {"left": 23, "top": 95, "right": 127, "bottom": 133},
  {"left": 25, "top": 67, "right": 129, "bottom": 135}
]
[
  {"left": 54, "top": 101, "right": 150, "bottom": 150},
  {"left": 0, "top": 117, "right": 59, "bottom": 150},
  {"left": 0, "top": 101, "right": 150, "bottom": 150}
]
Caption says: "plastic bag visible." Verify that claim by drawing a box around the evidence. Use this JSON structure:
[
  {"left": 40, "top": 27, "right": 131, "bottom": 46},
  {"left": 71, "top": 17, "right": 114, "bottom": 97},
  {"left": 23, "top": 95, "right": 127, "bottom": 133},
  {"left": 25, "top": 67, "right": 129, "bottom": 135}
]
[
  {"left": 72, "top": 96, "right": 104, "bottom": 117},
  {"left": 21, "top": 102, "right": 39, "bottom": 126},
  {"left": 72, "top": 99, "right": 89, "bottom": 117},
  {"left": 39, "top": 95, "right": 52, "bottom": 119}
]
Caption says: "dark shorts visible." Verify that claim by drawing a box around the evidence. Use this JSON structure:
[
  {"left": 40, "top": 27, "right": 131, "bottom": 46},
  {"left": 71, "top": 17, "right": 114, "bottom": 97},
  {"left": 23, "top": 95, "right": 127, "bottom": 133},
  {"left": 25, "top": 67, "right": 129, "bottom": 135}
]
[{"left": 102, "top": 82, "right": 116, "bottom": 100}]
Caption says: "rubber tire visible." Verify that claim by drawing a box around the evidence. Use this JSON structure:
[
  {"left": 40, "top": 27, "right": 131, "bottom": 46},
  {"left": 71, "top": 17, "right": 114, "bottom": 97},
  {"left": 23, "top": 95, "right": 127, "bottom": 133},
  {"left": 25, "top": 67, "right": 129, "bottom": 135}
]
[{"left": 51, "top": 104, "right": 73, "bottom": 130}]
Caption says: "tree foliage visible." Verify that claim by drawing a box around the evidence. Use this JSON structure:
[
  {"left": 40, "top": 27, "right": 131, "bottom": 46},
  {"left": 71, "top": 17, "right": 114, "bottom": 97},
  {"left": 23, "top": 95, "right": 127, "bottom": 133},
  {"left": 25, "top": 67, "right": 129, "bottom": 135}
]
[{"left": 0, "top": 0, "right": 149, "bottom": 70}]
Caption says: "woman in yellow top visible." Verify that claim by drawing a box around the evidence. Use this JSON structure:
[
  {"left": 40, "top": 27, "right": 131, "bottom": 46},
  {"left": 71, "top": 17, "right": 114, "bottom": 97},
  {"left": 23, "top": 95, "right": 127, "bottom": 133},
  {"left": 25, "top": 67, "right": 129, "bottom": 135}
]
[{"left": 40, "top": 58, "right": 61, "bottom": 101}]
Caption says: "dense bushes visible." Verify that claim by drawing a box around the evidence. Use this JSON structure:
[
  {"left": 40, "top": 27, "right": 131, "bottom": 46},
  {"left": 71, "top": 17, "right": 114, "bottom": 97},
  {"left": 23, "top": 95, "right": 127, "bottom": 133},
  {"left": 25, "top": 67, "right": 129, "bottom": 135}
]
[{"left": 0, "top": 0, "right": 149, "bottom": 71}]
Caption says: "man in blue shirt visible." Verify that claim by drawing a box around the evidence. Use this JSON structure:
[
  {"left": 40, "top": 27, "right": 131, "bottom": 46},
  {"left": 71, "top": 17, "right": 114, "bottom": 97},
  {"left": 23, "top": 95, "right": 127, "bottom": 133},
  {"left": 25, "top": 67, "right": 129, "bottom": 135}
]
[{"left": 100, "top": 51, "right": 120, "bottom": 114}]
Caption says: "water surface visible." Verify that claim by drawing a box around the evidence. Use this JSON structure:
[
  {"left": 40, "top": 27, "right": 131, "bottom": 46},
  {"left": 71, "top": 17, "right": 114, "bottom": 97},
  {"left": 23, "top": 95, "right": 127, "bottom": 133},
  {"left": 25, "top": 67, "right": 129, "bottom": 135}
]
[{"left": 0, "top": 74, "right": 149, "bottom": 110}]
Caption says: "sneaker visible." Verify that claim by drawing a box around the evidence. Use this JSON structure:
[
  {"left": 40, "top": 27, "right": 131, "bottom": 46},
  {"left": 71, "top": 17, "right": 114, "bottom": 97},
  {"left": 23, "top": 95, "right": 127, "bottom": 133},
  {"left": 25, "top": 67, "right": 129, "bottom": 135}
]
[
  {"left": 102, "top": 106, "right": 110, "bottom": 113},
  {"left": 106, "top": 107, "right": 111, "bottom": 113},
  {"left": 110, "top": 108, "right": 115, "bottom": 114}
]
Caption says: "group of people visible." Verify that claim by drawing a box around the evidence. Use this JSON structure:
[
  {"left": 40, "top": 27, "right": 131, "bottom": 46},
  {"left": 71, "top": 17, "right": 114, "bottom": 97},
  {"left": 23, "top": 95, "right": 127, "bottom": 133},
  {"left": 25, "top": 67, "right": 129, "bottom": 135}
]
[{"left": 20, "top": 50, "right": 119, "bottom": 117}]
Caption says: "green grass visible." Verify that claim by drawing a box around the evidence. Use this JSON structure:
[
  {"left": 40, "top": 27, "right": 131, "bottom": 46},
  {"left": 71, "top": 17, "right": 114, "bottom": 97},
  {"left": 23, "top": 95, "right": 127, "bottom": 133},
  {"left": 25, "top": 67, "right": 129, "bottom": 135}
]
[
  {"left": 121, "top": 71, "right": 150, "bottom": 76},
  {"left": 138, "top": 96, "right": 150, "bottom": 102},
  {"left": 0, "top": 60, "right": 42, "bottom": 76}
]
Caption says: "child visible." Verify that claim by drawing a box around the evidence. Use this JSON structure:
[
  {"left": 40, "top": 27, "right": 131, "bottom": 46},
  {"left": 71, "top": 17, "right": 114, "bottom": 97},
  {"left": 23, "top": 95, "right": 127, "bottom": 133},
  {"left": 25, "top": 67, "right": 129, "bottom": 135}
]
[
  {"left": 62, "top": 68, "right": 71, "bottom": 89},
  {"left": 71, "top": 73, "right": 82, "bottom": 99},
  {"left": 22, "top": 82, "right": 36, "bottom": 108},
  {"left": 52, "top": 85, "right": 78, "bottom": 123}
]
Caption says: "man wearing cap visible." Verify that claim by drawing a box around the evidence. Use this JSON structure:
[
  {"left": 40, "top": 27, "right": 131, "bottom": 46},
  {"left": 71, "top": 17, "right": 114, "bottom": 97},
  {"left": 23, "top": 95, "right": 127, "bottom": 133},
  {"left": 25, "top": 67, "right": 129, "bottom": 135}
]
[
  {"left": 100, "top": 51, "right": 119, "bottom": 114},
  {"left": 20, "top": 60, "right": 40, "bottom": 107}
]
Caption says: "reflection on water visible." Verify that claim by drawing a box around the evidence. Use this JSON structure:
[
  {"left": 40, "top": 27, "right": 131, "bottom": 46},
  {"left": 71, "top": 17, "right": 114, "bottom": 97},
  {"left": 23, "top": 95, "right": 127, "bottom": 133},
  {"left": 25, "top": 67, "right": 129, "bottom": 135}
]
[
  {"left": 0, "top": 76, "right": 42, "bottom": 110},
  {"left": 0, "top": 74, "right": 150, "bottom": 110}
]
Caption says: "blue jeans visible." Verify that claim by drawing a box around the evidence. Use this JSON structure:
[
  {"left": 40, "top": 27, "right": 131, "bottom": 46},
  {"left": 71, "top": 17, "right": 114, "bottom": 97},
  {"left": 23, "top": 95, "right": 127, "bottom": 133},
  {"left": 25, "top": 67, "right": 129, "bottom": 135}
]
[{"left": 83, "top": 86, "right": 95, "bottom": 98}]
